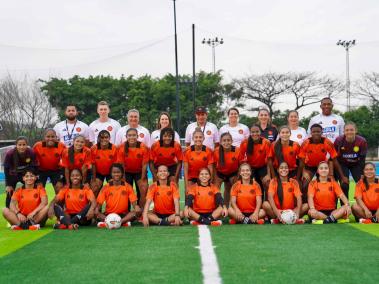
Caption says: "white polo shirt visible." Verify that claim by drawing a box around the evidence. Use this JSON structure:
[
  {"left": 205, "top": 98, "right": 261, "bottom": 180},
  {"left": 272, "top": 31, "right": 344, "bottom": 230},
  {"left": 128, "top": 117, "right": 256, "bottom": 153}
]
[
  {"left": 307, "top": 113, "right": 345, "bottom": 143},
  {"left": 185, "top": 121, "right": 219, "bottom": 150},
  {"left": 219, "top": 123, "right": 250, "bottom": 147},
  {"left": 150, "top": 129, "right": 180, "bottom": 146},
  {"left": 289, "top": 127, "right": 307, "bottom": 145},
  {"left": 53, "top": 120, "right": 89, "bottom": 147},
  {"left": 88, "top": 118, "right": 121, "bottom": 144},
  {"left": 115, "top": 124, "right": 151, "bottom": 147}
]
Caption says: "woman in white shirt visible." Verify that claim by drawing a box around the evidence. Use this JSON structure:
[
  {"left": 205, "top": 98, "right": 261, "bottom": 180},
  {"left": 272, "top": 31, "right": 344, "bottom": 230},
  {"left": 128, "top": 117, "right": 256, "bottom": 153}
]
[
  {"left": 287, "top": 110, "right": 307, "bottom": 145},
  {"left": 150, "top": 112, "right": 180, "bottom": 146},
  {"left": 219, "top": 108, "right": 249, "bottom": 147}
]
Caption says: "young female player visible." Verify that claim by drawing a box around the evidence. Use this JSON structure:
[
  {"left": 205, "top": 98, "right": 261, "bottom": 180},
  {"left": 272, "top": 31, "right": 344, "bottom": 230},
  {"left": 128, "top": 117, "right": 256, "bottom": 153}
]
[
  {"left": 142, "top": 165, "right": 182, "bottom": 227},
  {"left": 150, "top": 127, "right": 183, "bottom": 183},
  {"left": 33, "top": 128, "right": 65, "bottom": 194},
  {"left": 263, "top": 162, "right": 306, "bottom": 224},
  {"left": 228, "top": 163, "right": 265, "bottom": 224},
  {"left": 96, "top": 164, "right": 142, "bottom": 227},
  {"left": 90, "top": 130, "right": 118, "bottom": 196},
  {"left": 4, "top": 136, "right": 37, "bottom": 207},
  {"left": 213, "top": 132, "right": 240, "bottom": 205},
  {"left": 256, "top": 108, "right": 278, "bottom": 143},
  {"left": 60, "top": 135, "right": 92, "bottom": 186},
  {"left": 116, "top": 128, "right": 149, "bottom": 207},
  {"left": 49, "top": 169, "right": 96, "bottom": 229},
  {"left": 183, "top": 128, "right": 214, "bottom": 193},
  {"left": 268, "top": 125, "right": 300, "bottom": 179},
  {"left": 308, "top": 161, "right": 351, "bottom": 224},
  {"left": 184, "top": 168, "right": 227, "bottom": 226},
  {"left": 2, "top": 168, "right": 48, "bottom": 230},
  {"left": 352, "top": 162, "right": 379, "bottom": 223}
]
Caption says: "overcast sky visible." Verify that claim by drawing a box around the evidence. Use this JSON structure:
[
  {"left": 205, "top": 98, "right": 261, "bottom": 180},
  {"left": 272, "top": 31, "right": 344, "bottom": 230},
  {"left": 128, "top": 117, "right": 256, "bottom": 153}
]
[{"left": 0, "top": 0, "right": 378, "bottom": 112}]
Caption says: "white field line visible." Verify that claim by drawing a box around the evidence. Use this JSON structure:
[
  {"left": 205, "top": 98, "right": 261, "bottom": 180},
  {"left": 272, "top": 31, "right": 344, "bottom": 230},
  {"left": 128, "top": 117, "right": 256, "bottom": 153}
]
[{"left": 197, "top": 225, "right": 222, "bottom": 284}]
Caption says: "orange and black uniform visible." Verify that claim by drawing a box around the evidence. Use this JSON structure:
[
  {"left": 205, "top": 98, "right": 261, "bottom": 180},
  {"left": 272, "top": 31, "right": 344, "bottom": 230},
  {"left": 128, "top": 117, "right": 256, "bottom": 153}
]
[
  {"left": 214, "top": 146, "right": 240, "bottom": 180},
  {"left": 268, "top": 178, "right": 302, "bottom": 210},
  {"left": 186, "top": 184, "right": 223, "bottom": 215},
  {"left": 268, "top": 140, "right": 300, "bottom": 177},
  {"left": 183, "top": 145, "right": 214, "bottom": 182},
  {"left": 308, "top": 180, "right": 343, "bottom": 214},
  {"left": 150, "top": 141, "right": 183, "bottom": 177},
  {"left": 355, "top": 179, "right": 379, "bottom": 214},
  {"left": 60, "top": 147, "right": 92, "bottom": 171},
  {"left": 33, "top": 141, "right": 65, "bottom": 186},
  {"left": 97, "top": 181, "right": 138, "bottom": 216},
  {"left": 91, "top": 143, "right": 118, "bottom": 182},
  {"left": 12, "top": 185, "right": 47, "bottom": 216},
  {"left": 231, "top": 180, "right": 262, "bottom": 215},
  {"left": 146, "top": 181, "right": 180, "bottom": 218},
  {"left": 299, "top": 137, "right": 337, "bottom": 171}
]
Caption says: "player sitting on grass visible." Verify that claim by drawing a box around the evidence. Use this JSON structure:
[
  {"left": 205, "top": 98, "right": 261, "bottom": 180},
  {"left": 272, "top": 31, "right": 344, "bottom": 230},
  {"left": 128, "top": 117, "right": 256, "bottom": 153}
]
[
  {"left": 142, "top": 165, "right": 182, "bottom": 227},
  {"left": 228, "top": 163, "right": 266, "bottom": 225},
  {"left": 96, "top": 163, "right": 142, "bottom": 228},
  {"left": 3, "top": 168, "right": 48, "bottom": 230},
  {"left": 352, "top": 162, "right": 379, "bottom": 224},
  {"left": 308, "top": 161, "right": 351, "bottom": 224},
  {"left": 49, "top": 169, "right": 96, "bottom": 230},
  {"left": 263, "top": 162, "right": 306, "bottom": 224},
  {"left": 184, "top": 167, "right": 228, "bottom": 226}
]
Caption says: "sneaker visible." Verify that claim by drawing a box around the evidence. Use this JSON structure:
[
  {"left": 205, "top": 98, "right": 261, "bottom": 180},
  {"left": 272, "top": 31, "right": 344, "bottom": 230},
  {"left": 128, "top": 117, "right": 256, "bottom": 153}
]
[
  {"left": 28, "top": 224, "right": 40, "bottom": 231},
  {"left": 256, "top": 219, "right": 265, "bottom": 225},
  {"left": 312, "top": 219, "right": 324, "bottom": 225},
  {"left": 190, "top": 220, "right": 200, "bottom": 226},
  {"left": 337, "top": 218, "right": 350, "bottom": 224},
  {"left": 270, "top": 218, "right": 280, "bottom": 224},
  {"left": 359, "top": 218, "right": 373, "bottom": 224},
  {"left": 53, "top": 223, "right": 67, "bottom": 230},
  {"left": 122, "top": 222, "right": 132, "bottom": 227},
  {"left": 97, "top": 222, "right": 107, "bottom": 228},
  {"left": 295, "top": 219, "right": 305, "bottom": 224},
  {"left": 210, "top": 220, "right": 222, "bottom": 226},
  {"left": 229, "top": 219, "right": 237, "bottom": 225},
  {"left": 11, "top": 225, "right": 23, "bottom": 230}
]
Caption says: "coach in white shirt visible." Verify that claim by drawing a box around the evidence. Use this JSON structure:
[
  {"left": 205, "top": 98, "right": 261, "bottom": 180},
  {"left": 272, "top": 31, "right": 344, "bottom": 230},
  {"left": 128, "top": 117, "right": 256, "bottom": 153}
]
[
  {"left": 219, "top": 107, "right": 249, "bottom": 147},
  {"left": 88, "top": 101, "right": 121, "bottom": 144},
  {"left": 115, "top": 109, "right": 150, "bottom": 146},
  {"left": 307, "top": 97, "right": 345, "bottom": 143},
  {"left": 53, "top": 104, "right": 89, "bottom": 147},
  {"left": 185, "top": 106, "right": 219, "bottom": 150}
]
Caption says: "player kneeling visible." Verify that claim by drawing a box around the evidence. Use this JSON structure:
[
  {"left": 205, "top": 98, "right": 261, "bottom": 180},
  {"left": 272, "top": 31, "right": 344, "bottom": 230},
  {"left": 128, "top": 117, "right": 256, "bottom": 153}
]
[
  {"left": 352, "top": 162, "right": 379, "bottom": 224},
  {"left": 308, "top": 161, "right": 351, "bottom": 224},
  {"left": 228, "top": 163, "right": 266, "bottom": 224},
  {"left": 263, "top": 162, "right": 307, "bottom": 224},
  {"left": 142, "top": 165, "right": 182, "bottom": 227},
  {"left": 96, "top": 164, "right": 142, "bottom": 228},
  {"left": 184, "top": 168, "right": 228, "bottom": 226},
  {"left": 3, "top": 168, "right": 48, "bottom": 230},
  {"left": 49, "top": 169, "right": 96, "bottom": 230}
]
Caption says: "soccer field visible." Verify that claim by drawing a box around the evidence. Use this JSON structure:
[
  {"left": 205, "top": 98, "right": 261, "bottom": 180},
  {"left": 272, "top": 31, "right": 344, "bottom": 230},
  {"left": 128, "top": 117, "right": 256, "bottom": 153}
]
[{"left": 0, "top": 184, "right": 378, "bottom": 284}]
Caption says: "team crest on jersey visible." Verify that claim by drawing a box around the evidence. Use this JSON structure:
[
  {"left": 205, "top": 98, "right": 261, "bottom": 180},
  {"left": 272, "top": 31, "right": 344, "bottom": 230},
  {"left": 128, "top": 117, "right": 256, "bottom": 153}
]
[
  {"left": 96, "top": 156, "right": 101, "bottom": 160},
  {"left": 208, "top": 191, "right": 213, "bottom": 196},
  {"left": 109, "top": 155, "right": 113, "bottom": 160},
  {"left": 139, "top": 133, "right": 144, "bottom": 138},
  {"left": 289, "top": 151, "right": 294, "bottom": 156},
  {"left": 33, "top": 193, "right": 38, "bottom": 198},
  {"left": 79, "top": 194, "right": 84, "bottom": 200},
  {"left": 250, "top": 189, "right": 255, "bottom": 194},
  {"left": 353, "top": 146, "right": 360, "bottom": 152},
  {"left": 321, "top": 149, "right": 326, "bottom": 153},
  {"left": 238, "top": 129, "right": 243, "bottom": 134},
  {"left": 332, "top": 120, "right": 337, "bottom": 125},
  {"left": 297, "top": 134, "right": 302, "bottom": 139},
  {"left": 79, "top": 158, "right": 83, "bottom": 163},
  {"left": 107, "top": 126, "right": 113, "bottom": 131},
  {"left": 206, "top": 130, "right": 212, "bottom": 135},
  {"left": 288, "top": 188, "right": 293, "bottom": 193},
  {"left": 328, "top": 186, "right": 333, "bottom": 192},
  {"left": 375, "top": 188, "right": 379, "bottom": 193},
  {"left": 167, "top": 191, "right": 172, "bottom": 196},
  {"left": 258, "top": 150, "right": 263, "bottom": 154},
  {"left": 76, "top": 127, "right": 81, "bottom": 132},
  {"left": 268, "top": 131, "right": 273, "bottom": 135},
  {"left": 171, "top": 153, "right": 175, "bottom": 157},
  {"left": 137, "top": 154, "right": 142, "bottom": 158},
  {"left": 55, "top": 153, "right": 60, "bottom": 158},
  {"left": 203, "top": 157, "right": 207, "bottom": 161},
  {"left": 26, "top": 158, "right": 31, "bottom": 163},
  {"left": 238, "top": 189, "right": 242, "bottom": 194},
  {"left": 67, "top": 194, "right": 70, "bottom": 199},
  {"left": 121, "top": 190, "right": 127, "bottom": 196}
]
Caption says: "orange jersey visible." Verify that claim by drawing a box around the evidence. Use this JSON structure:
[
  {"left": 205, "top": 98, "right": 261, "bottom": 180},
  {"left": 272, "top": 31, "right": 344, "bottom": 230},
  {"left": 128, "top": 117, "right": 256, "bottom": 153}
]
[
  {"left": 354, "top": 179, "right": 379, "bottom": 211},
  {"left": 33, "top": 141, "right": 65, "bottom": 171},
  {"left": 268, "top": 141, "right": 300, "bottom": 170},
  {"left": 116, "top": 142, "right": 149, "bottom": 173},
  {"left": 91, "top": 144, "right": 118, "bottom": 176},
  {"left": 188, "top": 184, "right": 220, "bottom": 213},
  {"left": 60, "top": 147, "right": 92, "bottom": 170},
  {"left": 12, "top": 185, "right": 47, "bottom": 216},
  {"left": 56, "top": 186, "right": 94, "bottom": 214},
  {"left": 183, "top": 146, "right": 214, "bottom": 179},
  {"left": 97, "top": 182, "right": 137, "bottom": 214},
  {"left": 231, "top": 180, "right": 262, "bottom": 213},
  {"left": 150, "top": 141, "right": 183, "bottom": 167},
  {"left": 299, "top": 138, "right": 337, "bottom": 167},
  {"left": 268, "top": 178, "right": 302, "bottom": 210},
  {"left": 146, "top": 181, "right": 180, "bottom": 215},
  {"left": 308, "top": 180, "right": 342, "bottom": 211},
  {"left": 213, "top": 146, "right": 240, "bottom": 175},
  {"left": 239, "top": 138, "right": 271, "bottom": 168}
]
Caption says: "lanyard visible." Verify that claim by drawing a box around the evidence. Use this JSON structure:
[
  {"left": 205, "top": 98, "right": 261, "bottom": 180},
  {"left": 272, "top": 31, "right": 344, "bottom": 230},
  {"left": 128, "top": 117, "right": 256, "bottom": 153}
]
[
  {"left": 197, "top": 122, "right": 207, "bottom": 134},
  {"left": 65, "top": 120, "right": 78, "bottom": 142}
]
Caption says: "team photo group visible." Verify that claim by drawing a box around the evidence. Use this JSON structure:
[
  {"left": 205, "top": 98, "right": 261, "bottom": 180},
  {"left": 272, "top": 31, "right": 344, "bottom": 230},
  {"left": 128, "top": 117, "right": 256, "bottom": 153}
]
[{"left": 2, "top": 96, "right": 378, "bottom": 230}]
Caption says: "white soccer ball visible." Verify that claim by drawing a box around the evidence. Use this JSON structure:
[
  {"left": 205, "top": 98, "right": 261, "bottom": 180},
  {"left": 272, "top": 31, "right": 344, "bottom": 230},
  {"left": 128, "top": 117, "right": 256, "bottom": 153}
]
[
  {"left": 281, "top": 210, "right": 297, "bottom": 225},
  {"left": 105, "top": 213, "right": 122, "bottom": 230}
]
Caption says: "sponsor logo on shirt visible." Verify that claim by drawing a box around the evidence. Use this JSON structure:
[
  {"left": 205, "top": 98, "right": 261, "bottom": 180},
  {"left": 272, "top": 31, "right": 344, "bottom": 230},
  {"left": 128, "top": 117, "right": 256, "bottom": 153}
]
[
  {"left": 322, "top": 126, "right": 336, "bottom": 133},
  {"left": 353, "top": 146, "right": 359, "bottom": 152}
]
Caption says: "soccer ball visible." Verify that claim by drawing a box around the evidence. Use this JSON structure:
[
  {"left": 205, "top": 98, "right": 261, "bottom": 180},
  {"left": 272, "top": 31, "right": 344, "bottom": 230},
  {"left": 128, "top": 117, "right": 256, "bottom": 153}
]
[
  {"left": 105, "top": 213, "right": 122, "bottom": 230},
  {"left": 281, "top": 210, "right": 297, "bottom": 225}
]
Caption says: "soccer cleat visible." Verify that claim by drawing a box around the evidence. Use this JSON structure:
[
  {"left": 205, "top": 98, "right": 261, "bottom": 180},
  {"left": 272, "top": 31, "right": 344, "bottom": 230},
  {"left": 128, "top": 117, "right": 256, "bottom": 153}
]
[
  {"left": 256, "top": 219, "right": 265, "bottom": 225},
  {"left": 295, "top": 219, "right": 305, "bottom": 224},
  {"left": 190, "top": 220, "right": 200, "bottom": 226},
  {"left": 312, "top": 219, "right": 324, "bottom": 225},
  {"left": 337, "top": 219, "right": 350, "bottom": 224},
  {"left": 11, "top": 225, "right": 23, "bottom": 230},
  {"left": 97, "top": 222, "right": 107, "bottom": 228},
  {"left": 359, "top": 218, "right": 373, "bottom": 224},
  {"left": 229, "top": 219, "right": 237, "bottom": 225},
  {"left": 122, "top": 222, "right": 132, "bottom": 227},
  {"left": 270, "top": 218, "right": 280, "bottom": 224},
  {"left": 53, "top": 223, "right": 67, "bottom": 230},
  {"left": 210, "top": 220, "right": 222, "bottom": 226},
  {"left": 28, "top": 224, "right": 40, "bottom": 231}
]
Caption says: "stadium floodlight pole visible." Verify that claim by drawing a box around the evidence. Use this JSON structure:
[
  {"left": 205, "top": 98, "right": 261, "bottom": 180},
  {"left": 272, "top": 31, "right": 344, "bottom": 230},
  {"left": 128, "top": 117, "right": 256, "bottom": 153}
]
[
  {"left": 336, "top": 39, "right": 356, "bottom": 111},
  {"left": 202, "top": 37, "right": 224, "bottom": 73},
  {"left": 173, "top": 0, "right": 180, "bottom": 133}
]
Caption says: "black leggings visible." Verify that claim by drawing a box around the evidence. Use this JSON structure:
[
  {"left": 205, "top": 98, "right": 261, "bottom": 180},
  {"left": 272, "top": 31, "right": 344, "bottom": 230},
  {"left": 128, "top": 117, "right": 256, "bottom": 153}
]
[
  {"left": 54, "top": 204, "right": 91, "bottom": 226},
  {"left": 5, "top": 174, "right": 23, "bottom": 208},
  {"left": 336, "top": 162, "right": 364, "bottom": 199}
]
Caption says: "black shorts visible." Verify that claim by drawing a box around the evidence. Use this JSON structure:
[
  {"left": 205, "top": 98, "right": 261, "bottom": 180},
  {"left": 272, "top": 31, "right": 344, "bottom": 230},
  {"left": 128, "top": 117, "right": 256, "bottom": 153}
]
[
  {"left": 38, "top": 169, "right": 64, "bottom": 186},
  {"left": 216, "top": 171, "right": 238, "bottom": 182},
  {"left": 252, "top": 166, "right": 267, "bottom": 181},
  {"left": 69, "top": 214, "right": 91, "bottom": 226},
  {"left": 188, "top": 178, "right": 198, "bottom": 183},
  {"left": 304, "top": 166, "right": 318, "bottom": 179},
  {"left": 370, "top": 210, "right": 377, "bottom": 216},
  {"left": 96, "top": 173, "right": 112, "bottom": 183},
  {"left": 243, "top": 212, "right": 253, "bottom": 217},
  {"left": 199, "top": 212, "right": 213, "bottom": 219},
  {"left": 156, "top": 213, "right": 172, "bottom": 219},
  {"left": 320, "top": 210, "right": 334, "bottom": 216},
  {"left": 125, "top": 172, "right": 142, "bottom": 186}
]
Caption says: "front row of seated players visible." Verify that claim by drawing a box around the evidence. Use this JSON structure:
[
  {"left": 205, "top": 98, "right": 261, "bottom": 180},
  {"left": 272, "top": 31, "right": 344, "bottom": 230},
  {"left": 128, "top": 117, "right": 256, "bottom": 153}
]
[{"left": 2, "top": 163, "right": 378, "bottom": 229}]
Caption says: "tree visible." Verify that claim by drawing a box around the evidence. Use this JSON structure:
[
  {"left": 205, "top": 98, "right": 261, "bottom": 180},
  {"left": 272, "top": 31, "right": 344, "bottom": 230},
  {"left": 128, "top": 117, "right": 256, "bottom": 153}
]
[{"left": 355, "top": 72, "right": 379, "bottom": 104}]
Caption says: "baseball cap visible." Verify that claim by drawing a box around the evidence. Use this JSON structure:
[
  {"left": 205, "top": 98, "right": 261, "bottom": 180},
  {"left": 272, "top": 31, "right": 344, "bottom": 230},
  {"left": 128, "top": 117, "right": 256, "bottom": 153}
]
[{"left": 195, "top": 106, "right": 207, "bottom": 113}]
